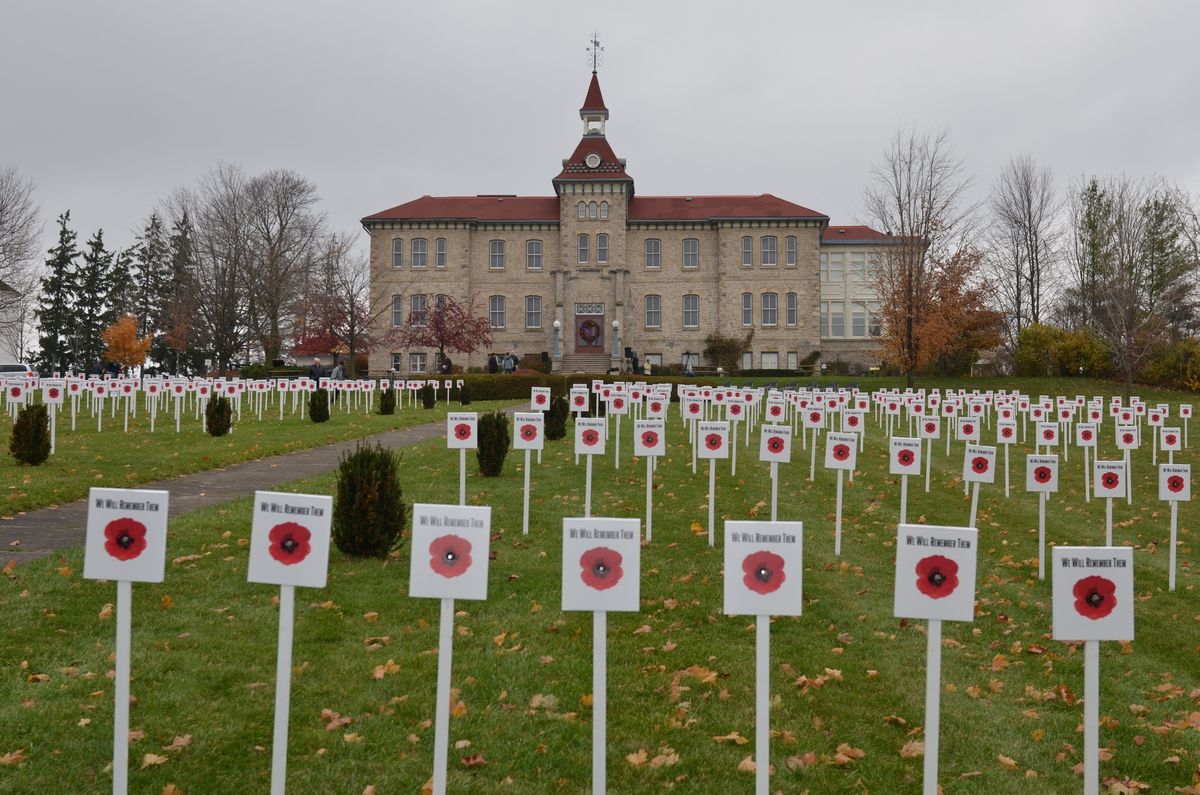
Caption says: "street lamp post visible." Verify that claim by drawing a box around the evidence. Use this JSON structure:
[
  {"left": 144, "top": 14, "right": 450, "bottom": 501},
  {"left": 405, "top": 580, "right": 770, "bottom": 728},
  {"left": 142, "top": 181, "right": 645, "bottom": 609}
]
[
  {"left": 553, "top": 319, "right": 562, "bottom": 358},
  {"left": 611, "top": 319, "right": 621, "bottom": 372}
]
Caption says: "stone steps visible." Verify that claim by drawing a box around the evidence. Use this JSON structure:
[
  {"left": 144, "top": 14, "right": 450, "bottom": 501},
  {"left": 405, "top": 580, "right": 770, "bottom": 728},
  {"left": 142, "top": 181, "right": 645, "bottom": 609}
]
[{"left": 560, "top": 352, "right": 613, "bottom": 373}]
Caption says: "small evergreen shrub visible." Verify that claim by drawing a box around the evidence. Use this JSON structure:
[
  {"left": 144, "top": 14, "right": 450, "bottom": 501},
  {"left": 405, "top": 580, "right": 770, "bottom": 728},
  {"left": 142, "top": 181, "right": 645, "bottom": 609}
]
[
  {"left": 332, "top": 443, "right": 407, "bottom": 558},
  {"left": 476, "top": 411, "right": 510, "bottom": 477},
  {"left": 378, "top": 388, "right": 396, "bottom": 415},
  {"left": 309, "top": 388, "right": 330, "bottom": 423},
  {"left": 10, "top": 404, "right": 50, "bottom": 465},
  {"left": 545, "top": 395, "right": 568, "bottom": 440},
  {"left": 418, "top": 384, "right": 436, "bottom": 409},
  {"left": 458, "top": 381, "right": 471, "bottom": 405},
  {"left": 206, "top": 395, "right": 232, "bottom": 437}
]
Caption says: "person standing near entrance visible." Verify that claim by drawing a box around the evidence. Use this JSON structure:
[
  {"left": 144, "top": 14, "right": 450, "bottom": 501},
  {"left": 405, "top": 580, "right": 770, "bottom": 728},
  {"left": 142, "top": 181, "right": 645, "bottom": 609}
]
[{"left": 487, "top": 353, "right": 498, "bottom": 374}]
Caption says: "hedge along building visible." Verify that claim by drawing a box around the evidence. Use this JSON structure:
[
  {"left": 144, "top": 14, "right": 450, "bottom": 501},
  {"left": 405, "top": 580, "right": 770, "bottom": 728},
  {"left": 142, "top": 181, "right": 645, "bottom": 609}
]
[{"left": 363, "top": 68, "right": 889, "bottom": 376}]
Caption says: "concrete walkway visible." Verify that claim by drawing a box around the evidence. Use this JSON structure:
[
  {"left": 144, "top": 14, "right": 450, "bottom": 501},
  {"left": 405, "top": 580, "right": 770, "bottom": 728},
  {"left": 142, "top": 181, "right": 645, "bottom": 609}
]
[{"left": 1, "top": 413, "right": 478, "bottom": 565}]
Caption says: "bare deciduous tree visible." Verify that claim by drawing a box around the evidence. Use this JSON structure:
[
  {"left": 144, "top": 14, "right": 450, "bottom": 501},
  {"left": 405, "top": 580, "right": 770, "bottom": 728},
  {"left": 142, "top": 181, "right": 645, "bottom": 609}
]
[{"left": 0, "top": 166, "right": 41, "bottom": 358}]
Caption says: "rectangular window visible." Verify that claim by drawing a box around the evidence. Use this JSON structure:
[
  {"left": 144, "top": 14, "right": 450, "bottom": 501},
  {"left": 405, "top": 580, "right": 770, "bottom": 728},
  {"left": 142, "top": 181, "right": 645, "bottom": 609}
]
[
  {"left": 741, "top": 351, "right": 753, "bottom": 370},
  {"left": 786, "top": 292, "right": 797, "bottom": 326},
  {"left": 410, "top": 294, "right": 427, "bottom": 326},
  {"left": 435, "top": 237, "right": 446, "bottom": 268},
  {"left": 823, "top": 252, "right": 844, "bottom": 282},
  {"left": 761, "top": 292, "right": 778, "bottom": 326},
  {"left": 489, "top": 295, "right": 506, "bottom": 328},
  {"left": 819, "top": 252, "right": 827, "bottom": 281},
  {"left": 868, "top": 301, "right": 882, "bottom": 337},
  {"left": 741, "top": 292, "right": 753, "bottom": 326},
  {"left": 409, "top": 353, "right": 427, "bottom": 374},
  {"left": 391, "top": 295, "right": 403, "bottom": 326},
  {"left": 852, "top": 302, "right": 867, "bottom": 337},
  {"left": 787, "top": 351, "right": 798, "bottom": 370},
  {"left": 682, "top": 351, "right": 700, "bottom": 369},
  {"left": 644, "top": 239, "right": 661, "bottom": 268},
  {"left": 683, "top": 238, "right": 699, "bottom": 268},
  {"left": 761, "top": 236, "right": 777, "bottom": 267},
  {"left": 820, "top": 301, "right": 829, "bottom": 337},
  {"left": 645, "top": 353, "right": 662, "bottom": 368},
  {"left": 391, "top": 238, "right": 403, "bottom": 268},
  {"left": 391, "top": 353, "right": 403, "bottom": 371},
  {"left": 597, "top": 233, "right": 608, "bottom": 264},
  {"left": 411, "top": 238, "right": 427, "bottom": 268},
  {"left": 578, "top": 234, "right": 589, "bottom": 264},
  {"left": 683, "top": 294, "right": 699, "bottom": 328},
  {"left": 830, "top": 301, "right": 845, "bottom": 337},
  {"left": 741, "top": 236, "right": 753, "bottom": 267},
  {"left": 526, "top": 239, "right": 543, "bottom": 270},
  {"left": 761, "top": 352, "right": 779, "bottom": 369},
  {"left": 525, "top": 295, "right": 542, "bottom": 329},
  {"left": 786, "top": 235, "right": 797, "bottom": 267},
  {"left": 851, "top": 252, "right": 866, "bottom": 281},
  {"left": 644, "top": 294, "right": 661, "bottom": 328},
  {"left": 489, "top": 240, "right": 505, "bottom": 269}
]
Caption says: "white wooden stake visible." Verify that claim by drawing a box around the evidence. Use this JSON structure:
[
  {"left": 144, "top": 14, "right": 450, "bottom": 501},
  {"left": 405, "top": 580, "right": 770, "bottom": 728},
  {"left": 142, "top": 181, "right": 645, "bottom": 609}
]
[
  {"left": 691, "top": 418, "right": 697, "bottom": 474},
  {"left": 431, "top": 597, "right": 455, "bottom": 795},
  {"left": 645, "top": 456, "right": 654, "bottom": 541},
  {"left": 708, "top": 459, "right": 716, "bottom": 547},
  {"left": 1084, "top": 445, "right": 1091, "bottom": 503},
  {"left": 1124, "top": 450, "right": 1132, "bottom": 506},
  {"left": 1038, "top": 492, "right": 1047, "bottom": 580},
  {"left": 49, "top": 405, "right": 57, "bottom": 455},
  {"left": 925, "top": 438, "right": 932, "bottom": 493},
  {"left": 1084, "top": 640, "right": 1100, "bottom": 795},
  {"left": 112, "top": 579, "right": 132, "bottom": 795},
  {"left": 968, "top": 482, "right": 980, "bottom": 528},
  {"left": 269, "top": 584, "right": 296, "bottom": 795},
  {"left": 922, "top": 618, "right": 942, "bottom": 795},
  {"left": 614, "top": 414, "right": 621, "bottom": 470},
  {"left": 755, "top": 614, "right": 770, "bottom": 795},
  {"left": 899, "top": 474, "right": 908, "bottom": 525},
  {"left": 809, "top": 428, "right": 817, "bottom": 481},
  {"left": 593, "top": 610, "right": 608, "bottom": 794},
  {"left": 731, "top": 426, "right": 738, "bottom": 477},
  {"left": 458, "top": 449, "right": 466, "bottom": 506},
  {"left": 1169, "top": 500, "right": 1178, "bottom": 591},
  {"left": 585, "top": 454, "right": 593, "bottom": 518},
  {"left": 770, "top": 461, "right": 778, "bottom": 522},
  {"left": 521, "top": 449, "right": 531, "bottom": 536},
  {"left": 1003, "top": 444, "right": 1010, "bottom": 498},
  {"left": 834, "top": 469, "right": 844, "bottom": 556},
  {"left": 1105, "top": 497, "right": 1113, "bottom": 546}
]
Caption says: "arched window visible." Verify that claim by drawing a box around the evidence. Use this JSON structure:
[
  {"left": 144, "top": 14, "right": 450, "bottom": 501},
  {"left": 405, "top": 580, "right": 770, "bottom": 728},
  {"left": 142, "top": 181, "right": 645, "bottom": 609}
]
[
  {"left": 644, "top": 239, "right": 661, "bottom": 268},
  {"left": 682, "top": 295, "right": 700, "bottom": 328},
  {"left": 391, "top": 295, "right": 403, "bottom": 326},
  {"left": 391, "top": 238, "right": 403, "bottom": 268},
  {"left": 597, "top": 233, "right": 608, "bottom": 263},
  {"left": 599, "top": 201, "right": 609, "bottom": 220},
  {"left": 761, "top": 292, "right": 778, "bottom": 326},
  {"left": 742, "top": 292, "right": 753, "bottom": 326},
  {"left": 526, "top": 239, "right": 543, "bottom": 270},
  {"left": 761, "top": 236, "right": 778, "bottom": 266},
  {"left": 435, "top": 237, "right": 447, "bottom": 268},
  {"left": 577, "top": 234, "right": 589, "bottom": 264},
  {"left": 578, "top": 202, "right": 587, "bottom": 220},
  {"left": 589, "top": 201, "right": 598, "bottom": 219},
  {"left": 410, "top": 294, "right": 427, "bottom": 326},
  {"left": 411, "top": 238, "right": 428, "bottom": 268},
  {"left": 489, "top": 296, "right": 506, "bottom": 329},
  {"left": 644, "top": 294, "right": 661, "bottom": 328},
  {"left": 525, "top": 295, "right": 542, "bottom": 328},
  {"left": 682, "top": 238, "right": 699, "bottom": 268},
  {"left": 741, "top": 236, "right": 752, "bottom": 267}
]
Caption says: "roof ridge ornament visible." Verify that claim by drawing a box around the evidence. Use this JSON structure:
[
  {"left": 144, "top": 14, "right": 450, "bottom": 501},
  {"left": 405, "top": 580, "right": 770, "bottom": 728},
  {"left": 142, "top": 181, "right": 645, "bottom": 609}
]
[{"left": 587, "top": 33, "right": 604, "bottom": 74}]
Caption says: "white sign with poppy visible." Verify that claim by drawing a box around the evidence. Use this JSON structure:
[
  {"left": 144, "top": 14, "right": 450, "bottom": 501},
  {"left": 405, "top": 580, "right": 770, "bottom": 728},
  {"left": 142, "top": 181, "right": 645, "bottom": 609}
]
[
  {"left": 889, "top": 437, "right": 922, "bottom": 476},
  {"left": 759, "top": 424, "right": 792, "bottom": 464},
  {"left": 570, "top": 389, "right": 589, "bottom": 412},
  {"left": 1036, "top": 422, "right": 1059, "bottom": 447},
  {"left": 247, "top": 491, "right": 333, "bottom": 588},
  {"left": 1115, "top": 426, "right": 1139, "bottom": 451},
  {"left": 645, "top": 396, "right": 667, "bottom": 419},
  {"left": 634, "top": 419, "right": 666, "bottom": 457},
  {"left": 561, "top": 517, "right": 641, "bottom": 612},
  {"left": 608, "top": 393, "right": 629, "bottom": 415},
  {"left": 824, "top": 432, "right": 857, "bottom": 471},
  {"left": 841, "top": 411, "right": 864, "bottom": 433},
  {"left": 919, "top": 417, "right": 941, "bottom": 440},
  {"left": 575, "top": 417, "right": 607, "bottom": 456},
  {"left": 682, "top": 397, "right": 704, "bottom": 420},
  {"left": 802, "top": 408, "right": 824, "bottom": 429},
  {"left": 42, "top": 380, "right": 65, "bottom": 404},
  {"left": 893, "top": 524, "right": 978, "bottom": 622},
  {"left": 1094, "top": 460, "right": 1126, "bottom": 498},
  {"left": 530, "top": 387, "right": 551, "bottom": 411},
  {"left": 996, "top": 419, "right": 1017, "bottom": 445},
  {"left": 765, "top": 398, "right": 787, "bottom": 422},
  {"left": 512, "top": 412, "right": 544, "bottom": 451},
  {"left": 722, "top": 520, "right": 804, "bottom": 617},
  {"left": 1025, "top": 455, "right": 1060, "bottom": 493},
  {"left": 446, "top": 412, "right": 478, "bottom": 449},
  {"left": 1158, "top": 464, "right": 1191, "bottom": 501},
  {"left": 962, "top": 444, "right": 997, "bottom": 483},
  {"left": 409, "top": 504, "right": 491, "bottom": 601},
  {"left": 1051, "top": 547, "right": 1134, "bottom": 641},
  {"left": 725, "top": 400, "right": 745, "bottom": 421},
  {"left": 955, "top": 420, "right": 980, "bottom": 441},
  {"left": 697, "top": 421, "right": 729, "bottom": 459},
  {"left": 1160, "top": 427, "right": 1182, "bottom": 452},
  {"left": 1076, "top": 423, "right": 1098, "bottom": 447},
  {"left": 83, "top": 487, "right": 170, "bottom": 583},
  {"left": 1180, "top": 404, "right": 1192, "bottom": 418}
]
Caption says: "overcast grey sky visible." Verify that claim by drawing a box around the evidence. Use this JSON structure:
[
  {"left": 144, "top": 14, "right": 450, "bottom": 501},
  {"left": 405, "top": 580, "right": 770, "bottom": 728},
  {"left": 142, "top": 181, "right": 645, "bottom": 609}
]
[{"left": 4, "top": 0, "right": 1200, "bottom": 256}]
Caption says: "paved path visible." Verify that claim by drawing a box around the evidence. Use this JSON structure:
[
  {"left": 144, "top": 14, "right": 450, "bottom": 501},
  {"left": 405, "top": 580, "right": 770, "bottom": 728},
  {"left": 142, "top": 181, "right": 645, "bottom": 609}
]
[{"left": 1, "top": 413, "right": 484, "bottom": 565}]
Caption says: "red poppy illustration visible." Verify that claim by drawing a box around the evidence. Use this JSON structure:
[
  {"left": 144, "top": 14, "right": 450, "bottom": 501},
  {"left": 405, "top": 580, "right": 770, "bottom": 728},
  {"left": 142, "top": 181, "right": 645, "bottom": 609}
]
[
  {"left": 535, "top": 393, "right": 547, "bottom": 405},
  {"left": 766, "top": 436, "right": 785, "bottom": 454},
  {"left": 915, "top": 555, "right": 959, "bottom": 599},
  {"left": 1090, "top": 411, "right": 1100, "bottom": 420},
  {"left": 429, "top": 534, "right": 473, "bottom": 578},
  {"left": 1164, "top": 433, "right": 1178, "bottom": 446},
  {"left": 268, "top": 521, "right": 312, "bottom": 566},
  {"left": 581, "top": 428, "right": 600, "bottom": 446},
  {"left": 520, "top": 424, "right": 538, "bottom": 442},
  {"left": 1151, "top": 413, "right": 1160, "bottom": 423},
  {"left": 1101, "top": 471, "right": 1120, "bottom": 491},
  {"left": 453, "top": 423, "right": 472, "bottom": 441},
  {"left": 962, "top": 423, "right": 975, "bottom": 435},
  {"left": 743, "top": 394, "right": 753, "bottom": 402},
  {"left": 574, "top": 395, "right": 586, "bottom": 406},
  {"left": 971, "top": 456, "right": 990, "bottom": 474},
  {"left": 9, "top": 386, "right": 19, "bottom": 398},
  {"left": 888, "top": 403, "right": 897, "bottom": 412},
  {"left": 1033, "top": 466, "right": 1053, "bottom": 484},
  {"left": 688, "top": 403, "right": 701, "bottom": 415},
  {"left": 847, "top": 415, "right": 859, "bottom": 427},
  {"left": 832, "top": 443, "right": 851, "bottom": 461},
  {"left": 1001, "top": 427, "right": 1014, "bottom": 438},
  {"left": 809, "top": 411, "right": 821, "bottom": 424},
  {"left": 579, "top": 546, "right": 623, "bottom": 591},
  {"left": 613, "top": 398, "right": 625, "bottom": 410},
  {"left": 705, "top": 433, "right": 724, "bottom": 451},
  {"left": 897, "top": 448, "right": 915, "bottom": 467},
  {"left": 972, "top": 405, "right": 982, "bottom": 414},
  {"left": 650, "top": 401, "right": 662, "bottom": 413},
  {"left": 641, "top": 430, "right": 659, "bottom": 449},
  {"left": 742, "top": 550, "right": 786, "bottom": 595},
  {"left": 924, "top": 422, "right": 937, "bottom": 435},
  {"left": 769, "top": 405, "right": 782, "bottom": 417},
  {"left": 1081, "top": 429, "right": 1094, "bottom": 442},
  {"left": 1042, "top": 428, "right": 1055, "bottom": 441},
  {"left": 48, "top": 388, "right": 60, "bottom": 399},
  {"left": 1073, "top": 575, "right": 1117, "bottom": 620},
  {"left": 1167, "top": 474, "right": 1186, "bottom": 493},
  {"left": 1121, "top": 432, "right": 1134, "bottom": 445},
  {"left": 103, "top": 517, "right": 148, "bottom": 561},
  {"left": 730, "top": 404, "right": 742, "bottom": 415}
]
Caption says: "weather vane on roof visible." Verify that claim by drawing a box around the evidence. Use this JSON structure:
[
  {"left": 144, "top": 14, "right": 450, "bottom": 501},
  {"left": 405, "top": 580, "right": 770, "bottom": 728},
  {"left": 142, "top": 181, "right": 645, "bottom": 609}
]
[{"left": 586, "top": 34, "right": 604, "bottom": 74}]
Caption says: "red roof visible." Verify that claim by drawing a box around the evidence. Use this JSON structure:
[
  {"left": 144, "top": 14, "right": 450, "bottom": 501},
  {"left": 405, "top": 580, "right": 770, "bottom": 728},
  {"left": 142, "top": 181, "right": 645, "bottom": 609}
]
[
  {"left": 580, "top": 72, "right": 608, "bottom": 116},
  {"left": 822, "top": 225, "right": 895, "bottom": 243},
  {"left": 363, "top": 195, "right": 560, "bottom": 223},
  {"left": 629, "top": 194, "right": 826, "bottom": 222},
  {"left": 553, "top": 136, "right": 632, "bottom": 183}
]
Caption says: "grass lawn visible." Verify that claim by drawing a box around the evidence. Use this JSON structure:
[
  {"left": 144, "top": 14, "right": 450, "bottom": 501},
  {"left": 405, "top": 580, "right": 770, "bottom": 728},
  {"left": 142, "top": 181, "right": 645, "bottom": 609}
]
[
  {"left": 0, "top": 393, "right": 515, "bottom": 515},
  {"left": 1, "top": 386, "right": 1198, "bottom": 793}
]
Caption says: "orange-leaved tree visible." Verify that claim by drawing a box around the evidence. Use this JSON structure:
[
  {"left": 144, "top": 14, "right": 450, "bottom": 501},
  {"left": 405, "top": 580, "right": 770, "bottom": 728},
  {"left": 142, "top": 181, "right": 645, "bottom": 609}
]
[{"left": 102, "top": 314, "right": 153, "bottom": 372}]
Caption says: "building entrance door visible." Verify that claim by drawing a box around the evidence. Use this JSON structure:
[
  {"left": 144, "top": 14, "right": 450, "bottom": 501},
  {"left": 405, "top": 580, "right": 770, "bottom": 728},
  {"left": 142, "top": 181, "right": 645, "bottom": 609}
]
[{"left": 574, "top": 303, "right": 605, "bottom": 353}]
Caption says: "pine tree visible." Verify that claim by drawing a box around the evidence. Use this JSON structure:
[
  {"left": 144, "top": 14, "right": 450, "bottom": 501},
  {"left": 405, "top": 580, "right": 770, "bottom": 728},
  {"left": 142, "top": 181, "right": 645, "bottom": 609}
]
[
  {"left": 72, "top": 230, "right": 114, "bottom": 371},
  {"left": 34, "top": 212, "right": 79, "bottom": 374},
  {"left": 109, "top": 246, "right": 137, "bottom": 320},
  {"left": 133, "top": 212, "right": 171, "bottom": 340},
  {"left": 163, "top": 211, "right": 199, "bottom": 373}
]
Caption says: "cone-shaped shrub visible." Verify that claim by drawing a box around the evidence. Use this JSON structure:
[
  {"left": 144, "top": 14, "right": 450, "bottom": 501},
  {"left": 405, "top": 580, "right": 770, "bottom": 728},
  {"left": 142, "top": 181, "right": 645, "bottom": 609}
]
[
  {"left": 378, "top": 388, "right": 396, "bottom": 415},
  {"left": 545, "top": 395, "right": 568, "bottom": 440},
  {"left": 418, "top": 384, "right": 436, "bottom": 409},
  {"left": 206, "top": 395, "right": 232, "bottom": 437},
  {"left": 476, "top": 411, "right": 510, "bottom": 477},
  {"left": 310, "top": 388, "right": 330, "bottom": 423},
  {"left": 332, "top": 442, "right": 407, "bottom": 558},
  {"left": 10, "top": 404, "right": 50, "bottom": 465}
]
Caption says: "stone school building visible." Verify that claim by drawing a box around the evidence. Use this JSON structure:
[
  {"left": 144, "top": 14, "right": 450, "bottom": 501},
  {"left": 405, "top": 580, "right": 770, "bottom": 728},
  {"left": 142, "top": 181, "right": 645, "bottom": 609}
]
[{"left": 363, "top": 72, "right": 889, "bottom": 375}]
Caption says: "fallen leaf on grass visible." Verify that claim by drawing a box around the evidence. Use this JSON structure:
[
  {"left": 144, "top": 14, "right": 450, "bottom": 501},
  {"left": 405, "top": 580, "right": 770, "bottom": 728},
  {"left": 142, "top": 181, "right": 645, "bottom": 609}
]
[
  {"left": 649, "top": 747, "right": 679, "bottom": 768},
  {"left": 98, "top": 603, "right": 114, "bottom": 620},
  {"left": 737, "top": 755, "right": 757, "bottom": 773},
  {"left": 714, "top": 731, "right": 749, "bottom": 745},
  {"left": 372, "top": 659, "right": 400, "bottom": 680},
  {"left": 140, "top": 753, "right": 168, "bottom": 769},
  {"left": 460, "top": 753, "right": 485, "bottom": 768},
  {"left": 998, "top": 753, "right": 1019, "bottom": 770},
  {"left": 163, "top": 735, "right": 191, "bottom": 752},
  {"left": 625, "top": 749, "right": 647, "bottom": 766},
  {"left": 900, "top": 740, "right": 925, "bottom": 758},
  {"left": 161, "top": 595, "right": 174, "bottom": 610},
  {"left": 1, "top": 749, "right": 28, "bottom": 765},
  {"left": 785, "top": 752, "right": 818, "bottom": 769},
  {"left": 834, "top": 743, "right": 866, "bottom": 765}
]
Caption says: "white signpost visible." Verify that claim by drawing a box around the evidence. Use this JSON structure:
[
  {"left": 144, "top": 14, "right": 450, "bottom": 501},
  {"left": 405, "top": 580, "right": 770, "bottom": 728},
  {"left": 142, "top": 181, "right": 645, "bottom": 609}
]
[
  {"left": 82, "top": 487, "right": 170, "bottom": 795},
  {"left": 247, "top": 491, "right": 332, "bottom": 795},
  {"left": 1158, "top": 463, "right": 1190, "bottom": 591},
  {"left": 575, "top": 417, "right": 607, "bottom": 516},
  {"left": 961, "top": 444, "right": 996, "bottom": 527},
  {"left": 824, "top": 432, "right": 857, "bottom": 555},
  {"left": 919, "top": 417, "right": 940, "bottom": 493},
  {"left": 634, "top": 419, "right": 666, "bottom": 540},
  {"left": 446, "top": 412, "right": 478, "bottom": 505},
  {"left": 1052, "top": 546, "right": 1134, "bottom": 795},
  {"left": 894, "top": 523, "right": 978, "bottom": 795},
  {"left": 1025, "top": 454, "right": 1059, "bottom": 579},
  {"left": 512, "top": 412, "right": 544, "bottom": 535},
  {"left": 697, "top": 421, "right": 730, "bottom": 546},
  {"left": 759, "top": 424, "right": 792, "bottom": 521},
  {"left": 1094, "top": 460, "right": 1126, "bottom": 545},
  {"left": 724, "top": 520, "right": 804, "bottom": 795},
  {"left": 889, "top": 437, "right": 922, "bottom": 524}
]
